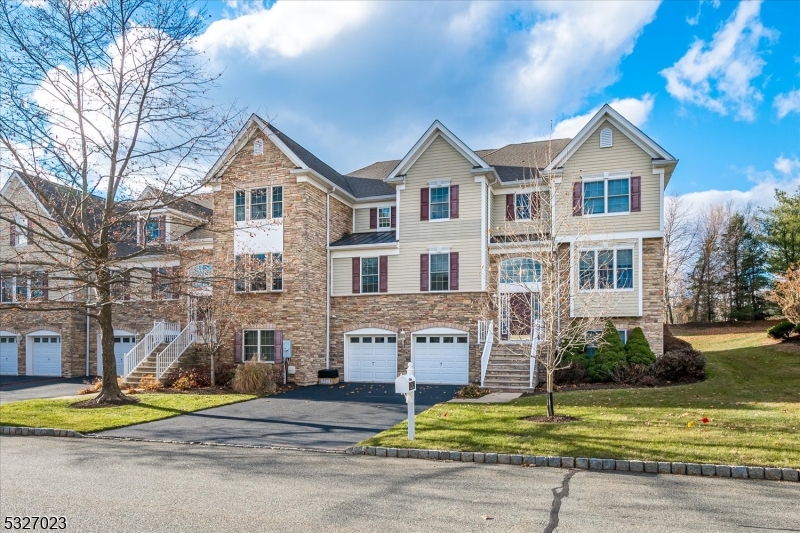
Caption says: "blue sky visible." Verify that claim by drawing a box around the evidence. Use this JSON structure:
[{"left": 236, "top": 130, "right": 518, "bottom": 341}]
[{"left": 196, "top": 0, "right": 799, "bottom": 209}]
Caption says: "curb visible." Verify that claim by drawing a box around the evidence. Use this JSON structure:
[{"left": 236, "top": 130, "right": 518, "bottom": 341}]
[
  {"left": 345, "top": 446, "right": 800, "bottom": 483},
  {"left": 1, "top": 425, "right": 84, "bottom": 438}
]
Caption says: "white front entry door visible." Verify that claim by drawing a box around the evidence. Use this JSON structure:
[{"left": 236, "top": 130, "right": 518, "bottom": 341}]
[
  {"left": 347, "top": 335, "right": 397, "bottom": 383},
  {"left": 414, "top": 334, "right": 469, "bottom": 385},
  {"left": 0, "top": 337, "right": 18, "bottom": 375},
  {"left": 31, "top": 336, "right": 62, "bottom": 376},
  {"left": 98, "top": 336, "right": 137, "bottom": 376}
]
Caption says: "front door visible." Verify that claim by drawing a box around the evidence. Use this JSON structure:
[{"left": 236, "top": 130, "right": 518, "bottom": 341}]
[{"left": 500, "top": 292, "right": 539, "bottom": 341}]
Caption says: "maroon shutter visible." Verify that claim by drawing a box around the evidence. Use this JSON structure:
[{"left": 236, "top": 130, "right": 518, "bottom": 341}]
[
  {"left": 420, "top": 188, "right": 429, "bottom": 221},
  {"left": 506, "top": 194, "right": 515, "bottom": 220},
  {"left": 449, "top": 252, "right": 459, "bottom": 291},
  {"left": 138, "top": 219, "right": 145, "bottom": 245},
  {"left": 420, "top": 254, "right": 429, "bottom": 291},
  {"left": 274, "top": 330, "right": 283, "bottom": 364},
  {"left": 450, "top": 185, "right": 459, "bottom": 219},
  {"left": 531, "top": 192, "right": 541, "bottom": 218},
  {"left": 41, "top": 271, "right": 49, "bottom": 301},
  {"left": 9, "top": 223, "right": 15, "bottom": 246},
  {"left": 572, "top": 182, "right": 582, "bottom": 216},
  {"left": 151, "top": 268, "right": 159, "bottom": 300},
  {"left": 158, "top": 216, "right": 166, "bottom": 242},
  {"left": 369, "top": 208, "right": 377, "bottom": 229},
  {"left": 27, "top": 220, "right": 33, "bottom": 243},
  {"left": 234, "top": 331, "right": 243, "bottom": 363},
  {"left": 379, "top": 255, "right": 388, "bottom": 293},
  {"left": 390, "top": 206, "right": 396, "bottom": 228},
  {"left": 630, "top": 176, "right": 641, "bottom": 212},
  {"left": 352, "top": 257, "right": 360, "bottom": 294}
]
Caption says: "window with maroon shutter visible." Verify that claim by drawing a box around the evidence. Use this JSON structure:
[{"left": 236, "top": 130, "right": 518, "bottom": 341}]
[
  {"left": 449, "top": 252, "right": 459, "bottom": 290},
  {"left": 234, "top": 331, "right": 243, "bottom": 363},
  {"left": 630, "top": 176, "right": 641, "bottom": 212},
  {"left": 369, "top": 208, "right": 377, "bottom": 229},
  {"left": 390, "top": 206, "right": 396, "bottom": 228},
  {"left": 420, "top": 188, "right": 429, "bottom": 221},
  {"left": 274, "top": 330, "right": 283, "bottom": 364},
  {"left": 158, "top": 216, "right": 166, "bottom": 243},
  {"left": 27, "top": 220, "right": 33, "bottom": 243},
  {"left": 138, "top": 219, "right": 145, "bottom": 245},
  {"left": 531, "top": 192, "right": 541, "bottom": 218},
  {"left": 9, "top": 222, "right": 15, "bottom": 246},
  {"left": 420, "top": 254, "right": 429, "bottom": 291},
  {"left": 379, "top": 256, "right": 388, "bottom": 293},
  {"left": 572, "top": 182, "right": 582, "bottom": 216},
  {"left": 41, "top": 271, "right": 49, "bottom": 301},
  {"left": 450, "top": 185, "right": 459, "bottom": 219},
  {"left": 352, "top": 257, "right": 361, "bottom": 294},
  {"left": 506, "top": 194, "right": 515, "bottom": 220}
]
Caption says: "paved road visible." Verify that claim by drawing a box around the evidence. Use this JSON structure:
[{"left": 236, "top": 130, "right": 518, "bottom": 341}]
[
  {"left": 0, "top": 437, "right": 797, "bottom": 533},
  {"left": 100, "top": 383, "right": 459, "bottom": 450},
  {"left": 0, "top": 377, "right": 88, "bottom": 404}
]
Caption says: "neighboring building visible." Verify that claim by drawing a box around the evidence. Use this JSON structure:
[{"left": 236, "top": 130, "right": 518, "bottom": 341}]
[{"left": 0, "top": 104, "right": 676, "bottom": 389}]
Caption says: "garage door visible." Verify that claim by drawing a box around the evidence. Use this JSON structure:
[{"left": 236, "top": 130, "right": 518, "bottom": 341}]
[
  {"left": 414, "top": 334, "right": 469, "bottom": 385},
  {"left": 32, "top": 336, "right": 61, "bottom": 376},
  {"left": 347, "top": 335, "right": 397, "bottom": 382},
  {"left": 0, "top": 336, "right": 18, "bottom": 375},
  {"left": 98, "top": 336, "right": 137, "bottom": 376}
]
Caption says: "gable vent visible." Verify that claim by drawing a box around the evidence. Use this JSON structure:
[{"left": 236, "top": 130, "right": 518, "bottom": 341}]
[
  {"left": 599, "top": 128, "right": 612, "bottom": 148},
  {"left": 253, "top": 138, "right": 264, "bottom": 156}
]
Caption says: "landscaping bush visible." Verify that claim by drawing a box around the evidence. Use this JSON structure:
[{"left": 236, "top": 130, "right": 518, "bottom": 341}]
[
  {"left": 231, "top": 362, "right": 276, "bottom": 395},
  {"left": 663, "top": 324, "right": 693, "bottom": 351},
  {"left": 555, "top": 344, "right": 589, "bottom": 384},
  {"left": 79, "top": 377, "right": 130, "bottom": 394},
  {"left": 653, "top": 349, "right": 706, "bottom": 382},
  {"left": 625, "top": 327, "right": 656, "bottom": 366},
  {"left": 215, "top": 363, "right": 237, "bottom": 386},
  {"left": 767, "top": 320, "right": 795, "bottom": 339},
  {"left": 138, "top": 374, "right": 163, "bottom": 392},
  {"left": 587, "top": 321, "right": 627, "bottom": 382},
  {"left": 171, "top": 375, "right": 194, "bottom": 391},
  {"left": 610, "top": 363, "right": 651, "bottom": 385}
]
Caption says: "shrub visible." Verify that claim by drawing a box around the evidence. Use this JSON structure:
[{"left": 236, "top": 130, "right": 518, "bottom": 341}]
[
  {"left": 138, "top": 374, "right": 163, "bottom": 391},
  {"left": 215, "top": 364, "right": 237, "bottom": 386},
  {"left": 587, "top": 321, "right": 627, "bottom": 382},
  {"left": 555, "top": 344, "right": 589, "bottom": 384},
  {"left": 171, "top": 375, "right": 194, "bottom": 391},
  {"left": 654, "top": 349, "right": 706, "bottom": 382},
  {"left": 663, "top": 324, "right": 693, "bottom": 351},
  {"left": 625, "top": 327, "right": 656, "bottom": 366},
  {"left": 767, "top": 320, "right": 795, "bottom": 339},
  {"left": 610, "top": 363, "right": 650, "bottom": 385},
  {"left": 231, "top": 362, "right": 276, "bottom": 395},
  {"left": 79, "top": 377, "right": 131, "bottom": 394}
]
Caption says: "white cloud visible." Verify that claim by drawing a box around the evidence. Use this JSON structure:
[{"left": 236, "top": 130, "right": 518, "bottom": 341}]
[
  {"left": 195, "top": 1, "right": 376, "bottom": 59},
  {"left": 660, "top": 0, "right": 778, "bottom": 121},
  {"left": 512, "top": 1, "right": 660, "bottom": 114},
  {"left": 775, "top": 155, "right": 800, "bottom": 175},
  {"left": 686, "top": 0, "right": 721, "bottom": 26},
  {"left": 544, "top": 95, "right": 655, "bottom": 139},
  {"left": 774, "top": 88, "right": 800, "bottom": 119}
]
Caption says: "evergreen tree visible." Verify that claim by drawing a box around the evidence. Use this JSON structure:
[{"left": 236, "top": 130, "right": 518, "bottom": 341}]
[
  {"left": 587, "top": 321, "right": 626, "bottom": 382},
  {"left": 624, "top": 327, "right": 656, "bottom": 365},
  {"left": 761, "top": 188, "right": 800, "bottom": 274}
]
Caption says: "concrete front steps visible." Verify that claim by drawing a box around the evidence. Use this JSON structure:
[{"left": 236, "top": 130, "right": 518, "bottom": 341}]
[{"left": 482, "top": 343, "right": 545, "bottom": 390}]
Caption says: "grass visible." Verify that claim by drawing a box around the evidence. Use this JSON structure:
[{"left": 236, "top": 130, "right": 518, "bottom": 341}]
[
  {"left": 0, "top": 393, "right": 256, "bottom": 434},
  {"left": 361, "top": 325, "right": 800, "bottom": 468}
]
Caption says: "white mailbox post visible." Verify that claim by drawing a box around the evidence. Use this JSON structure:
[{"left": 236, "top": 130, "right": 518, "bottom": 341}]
[{"left": 395, "top": 363, "right": 416, "bottom": 440}]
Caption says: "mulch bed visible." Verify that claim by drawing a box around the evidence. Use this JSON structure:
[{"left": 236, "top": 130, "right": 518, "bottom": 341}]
[
  {"left": 454, "top": 385, "right": 493, "bottom": 399},
  {"left": 524, "top": 415, "right": 579, "bottom": 423}
]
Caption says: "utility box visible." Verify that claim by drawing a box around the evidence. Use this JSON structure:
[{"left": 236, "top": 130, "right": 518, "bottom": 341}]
[{"left": 283, "top": 340, "right": 292, "bottom": 359}]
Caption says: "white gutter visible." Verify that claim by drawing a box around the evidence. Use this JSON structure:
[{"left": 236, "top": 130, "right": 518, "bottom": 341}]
[{"left": 85, "top": 310, "right": 90, "bottom": 376}]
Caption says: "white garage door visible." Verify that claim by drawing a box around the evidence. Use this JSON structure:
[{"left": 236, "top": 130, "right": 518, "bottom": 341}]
[
  {"left": 32, "top": 336, "right": 61, "bottom": 376},
  {"left": 414, "top": 334, "right": 469, "bottom": 385},
  {"left": 98, "top": 336, "right": 137, "bottom": 376},
  {"left": 0, "top": 337, "right": 18, "bottom": 375},
  {"left": 347, "top": 335, "right": 397, "bottom": 383}
]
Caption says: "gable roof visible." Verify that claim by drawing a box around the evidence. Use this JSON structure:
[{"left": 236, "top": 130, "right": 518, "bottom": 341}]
[{"left": 544, "top": 104, "right": 677, "bottom": 172}]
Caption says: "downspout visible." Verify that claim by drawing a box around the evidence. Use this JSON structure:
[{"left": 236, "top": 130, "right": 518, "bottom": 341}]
[
  {"left": 326, "top": 187, "right": 335, "bottom": 369},
  {"left": 85, "top": 310, "right": 90, "bottom": 376}
]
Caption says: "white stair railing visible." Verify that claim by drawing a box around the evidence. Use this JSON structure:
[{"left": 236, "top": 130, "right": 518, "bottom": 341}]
[
  {"left": 529, "top": 319, "right": 544, "bottom": 388},
  {"left": 156, "top": 321, "right": 197, "bottom": 379},
  {"left": 123, "top": 321, "right": 181, "bottom": 378},
  {"left": 480, "top": 319, "right": 494, "bottom": 387}
]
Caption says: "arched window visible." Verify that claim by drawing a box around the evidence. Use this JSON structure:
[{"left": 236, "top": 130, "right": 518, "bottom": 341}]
[
  {"left": 500, "top": 258, "right": 541, "bottom": 284},
  {"left": 191, "top": 264, "right": 213, "bottom": 290}
]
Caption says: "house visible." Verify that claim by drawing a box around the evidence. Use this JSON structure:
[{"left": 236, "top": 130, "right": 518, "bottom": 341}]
[{"left": 0, "top": 104, "right": 675, "bottom": 389}]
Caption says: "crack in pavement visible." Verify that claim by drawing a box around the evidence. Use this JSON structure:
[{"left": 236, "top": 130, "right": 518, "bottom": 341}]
[{"left": 543, "top": 470, "right": 577, "bottom": 533}]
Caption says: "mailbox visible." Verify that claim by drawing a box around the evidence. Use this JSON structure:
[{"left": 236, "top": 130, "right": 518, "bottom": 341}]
[{"left": 395, "top": 374, "right": 416, "bottom": 394}]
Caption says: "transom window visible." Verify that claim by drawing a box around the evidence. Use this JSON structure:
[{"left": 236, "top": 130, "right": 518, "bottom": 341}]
[
  {"left": 235, "top": 186, "right": 284, "bottom": 222},
  {"left": 430, "top": 253, "right": 449, "bottom": 291},
  {"left": 583, "top": 177, "right": 630, "bottom": 215},
  {"left": 500, "top": 258, "right": 541, "bottom": 284},
  {"left": 430, "top": 186, "right": 449, "bottom": 220},
  {"left": 244, "top": 329, "right": 274, "bottom": 363},
  {"left": 579, "top": 249, "right": 634, "bottom": 290},
  {"left": 378, "top": 207, "right": 391, "bottom": 229},
  {"left": 361, "top": 257, "right": 379, "bottom": 294}
]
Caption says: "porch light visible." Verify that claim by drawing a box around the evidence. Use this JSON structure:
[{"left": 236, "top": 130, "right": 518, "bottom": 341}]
[{"left": 399, "top": 329, "right": 406, "bottom": 347}]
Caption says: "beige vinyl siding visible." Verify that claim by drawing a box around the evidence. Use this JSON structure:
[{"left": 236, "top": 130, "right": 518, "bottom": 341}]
[
  {"left": 395, "top": 135, "right": 482, "bottom": 293},
  {"left": 572, "top": 239, "right": 640, "bottom": 317},
  {"left": 332, "top": 254, "right": 402, "bottom": 296},
  {"left": 490, "top": 190, "right": 551, "bottom": 236},
  {"left": 559, "top": 120, "right": 661, "bottom": 235},
  {"left": 168, "top": 217, "right": 198, "bottom": 241},
  {"left": 353, "top": 208, "right": 374, "bottom": 233}
]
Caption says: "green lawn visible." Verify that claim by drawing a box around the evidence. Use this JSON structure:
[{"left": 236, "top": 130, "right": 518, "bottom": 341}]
[
  {"left": 361, "top": 326, "right": 800, "bottom": 467},
  {"left": 0, "top": 393, "right": 255, "bottom": 434}
]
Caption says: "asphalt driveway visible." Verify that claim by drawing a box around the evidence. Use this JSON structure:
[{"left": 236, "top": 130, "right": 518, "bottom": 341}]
[
  {"left": 0, "top": 376, "right": 89, "bottom": 404},
  {"left": 100, "top": 382, "right": 459, "bottom": 450}
]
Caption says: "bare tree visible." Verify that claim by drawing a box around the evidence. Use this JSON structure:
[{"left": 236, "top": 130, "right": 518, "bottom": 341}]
[
  {"left": 663, "top": 194, "right": 696, "bottom": 324},
  {"left": 0, "top": 0, "right": 239, "bottom": 404},
  {"left": 768, "top": 264, "right": 800, "bottom": 324}
]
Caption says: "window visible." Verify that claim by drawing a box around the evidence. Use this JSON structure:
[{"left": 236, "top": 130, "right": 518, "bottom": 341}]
[
  {"left": 250, "top": 188, "right": 267, "bottom": 220},
  {"left": 272, "top": 186, "right": 283, "bottom": 219},
  {"left": 583, "top": 177, "right": 630, "bottom": 215},
  {"left": 579, "top": 249, "right": 634, "bottom": 290},
  {"left": 0, "top": 274, "right": 35, "bottom": 303},
  {"left": 30, "top": 272, "right": 45, "bottom": 299},
  {"left": 250, "top": 254, "right": 268, "bottom": 292},
  {"left": 235, "top": 191, "right": 246, "bottom": 222},
  {"left": 500, "top": 258, "right": 541, "bottom": 284},
  {"left": 14, "top": 216, "right": 28, "bottom": 246},
  {"left": 515, "top": 194, "right": 531, "bottom": 220},
  {"left": 1, "top": 275, "right": 14, "bottom": 303},
  {"left": 253, "top": 138, "right": 264, "bottom": 156},
  {"left": 378, "top": 207, "right": 391, "bottom": 229},
  {"left": 430, "top": 186, "right": 449, "bottom": 220},
  {"left": 154, "top": 267, "right": 178, "bottom": 300},
  {"left": 144, "top": 219, "right": 160, "bottom": 243},
  {"left": 234, "top": 256, "right": 246, "bottom": 293},
  {"left": 430, "top": 253, "right": 449, "bottom": 291},
  {"left": 15, "top": 275, "right": 28, "bottom": 301},
  {"left": 271, "top": 253, "right": 283, "bottom": 291},
  {"left": 110, "top": 270, "right": 130, "bottom": 301},
  {"left": 192, "top": 264, "right": 213, "bottom": 291},
  {"left": 361, "top": 257, "right": 379, "bottom": 293},
  {"left": 234, "top": 254, "right": 283, "bottom": 293},
  {"left": 586, "top": 329, "right": 627, "bottom": 358},
  {"left": 244, "top": 329, "right": 274, "bottom": 363}
]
